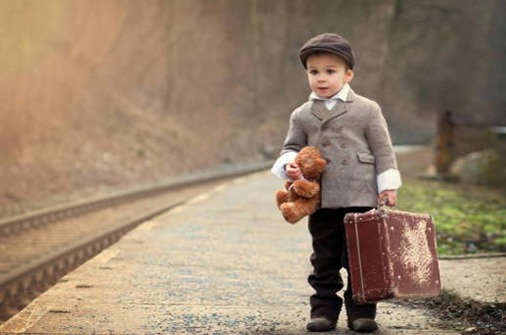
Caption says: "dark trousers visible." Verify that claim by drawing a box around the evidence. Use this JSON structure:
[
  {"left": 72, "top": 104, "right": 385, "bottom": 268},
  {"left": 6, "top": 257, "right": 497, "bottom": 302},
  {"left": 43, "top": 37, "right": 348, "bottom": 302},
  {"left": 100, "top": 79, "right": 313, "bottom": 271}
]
[{"left": 308, "top": 207, "right": 377, "bottom": 322}]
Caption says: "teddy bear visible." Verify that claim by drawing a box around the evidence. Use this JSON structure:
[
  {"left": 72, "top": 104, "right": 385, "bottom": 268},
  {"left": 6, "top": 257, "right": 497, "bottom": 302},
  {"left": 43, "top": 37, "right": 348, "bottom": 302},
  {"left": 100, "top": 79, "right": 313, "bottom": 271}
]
[{"left": 275, "top": 146, "right": 327, "bottom": 224}]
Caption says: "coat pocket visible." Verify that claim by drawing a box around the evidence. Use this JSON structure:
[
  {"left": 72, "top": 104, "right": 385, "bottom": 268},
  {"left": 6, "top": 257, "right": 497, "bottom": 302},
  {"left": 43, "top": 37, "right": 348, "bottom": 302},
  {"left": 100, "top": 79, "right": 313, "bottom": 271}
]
[{"left": 357, "top": 153, "right": 376, "bottom": 164}]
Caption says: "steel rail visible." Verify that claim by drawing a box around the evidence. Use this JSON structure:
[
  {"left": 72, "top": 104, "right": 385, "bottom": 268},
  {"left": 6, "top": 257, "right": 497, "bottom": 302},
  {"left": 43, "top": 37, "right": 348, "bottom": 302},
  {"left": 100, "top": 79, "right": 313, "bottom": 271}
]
[
  {"left": 0, "top": 161, "right": 273, "bottom": 236},
  {"left": 0, "top": 201, "right": 182, "bottom": 321}
]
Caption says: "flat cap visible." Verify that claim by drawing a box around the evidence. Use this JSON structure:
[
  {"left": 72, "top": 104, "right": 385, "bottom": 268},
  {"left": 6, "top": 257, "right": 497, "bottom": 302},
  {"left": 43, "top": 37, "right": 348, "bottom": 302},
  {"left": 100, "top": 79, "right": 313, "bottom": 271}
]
[{"left": 299, "top": 33, "right": 355, "bottom": 69}]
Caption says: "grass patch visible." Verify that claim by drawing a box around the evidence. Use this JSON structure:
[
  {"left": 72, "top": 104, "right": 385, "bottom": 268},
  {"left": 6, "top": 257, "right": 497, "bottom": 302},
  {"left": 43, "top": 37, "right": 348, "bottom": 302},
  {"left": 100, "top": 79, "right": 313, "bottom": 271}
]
[{"left": 397, "top": 177, "right": 506, "bottom": 256}]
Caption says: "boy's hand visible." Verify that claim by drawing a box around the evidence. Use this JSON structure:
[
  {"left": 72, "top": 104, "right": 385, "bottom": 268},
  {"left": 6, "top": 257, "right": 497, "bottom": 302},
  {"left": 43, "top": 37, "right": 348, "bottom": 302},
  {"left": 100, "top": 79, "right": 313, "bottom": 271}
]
[
  {"left": 285, "top": 162, "right": 302, "bottom": 180},
  {"left": 378, "top": 190, "right": 397, "bottom": 207}
]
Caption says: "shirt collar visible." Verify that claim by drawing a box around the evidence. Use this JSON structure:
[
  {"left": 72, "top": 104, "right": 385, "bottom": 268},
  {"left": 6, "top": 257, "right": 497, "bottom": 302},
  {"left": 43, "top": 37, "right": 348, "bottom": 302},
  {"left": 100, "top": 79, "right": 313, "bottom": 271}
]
[{"left": 309, "top": 83, "right": 350, "bottom": 102}]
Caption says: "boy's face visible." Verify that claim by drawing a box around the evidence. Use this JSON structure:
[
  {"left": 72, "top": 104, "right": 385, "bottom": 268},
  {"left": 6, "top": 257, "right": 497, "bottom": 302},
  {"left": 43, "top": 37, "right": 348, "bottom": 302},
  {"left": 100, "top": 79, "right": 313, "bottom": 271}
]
[{"left": 306, "top": 53, "right": 354, "bottom": 99}]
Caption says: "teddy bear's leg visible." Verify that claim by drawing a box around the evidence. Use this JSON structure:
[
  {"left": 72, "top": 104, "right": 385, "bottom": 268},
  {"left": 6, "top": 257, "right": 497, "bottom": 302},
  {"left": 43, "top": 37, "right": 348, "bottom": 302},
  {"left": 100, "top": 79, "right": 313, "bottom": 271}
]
[
  {"left": 292, "top": 179, "right": 320, "bottom": 198},
  {"left": 275, "top": 190, "right": 289, "bottom": 208},
  {"left": 280, "top": 199, "right": 317, "bottom": 224},
  {"left": 280, "top": 202, "right": 305, "bottom": 224},
  {"left": 281, "top": 197, "right": 320, "bottom": 224},
  {"left": 301, "top": 198, "right": 319, "bottom": 215}
]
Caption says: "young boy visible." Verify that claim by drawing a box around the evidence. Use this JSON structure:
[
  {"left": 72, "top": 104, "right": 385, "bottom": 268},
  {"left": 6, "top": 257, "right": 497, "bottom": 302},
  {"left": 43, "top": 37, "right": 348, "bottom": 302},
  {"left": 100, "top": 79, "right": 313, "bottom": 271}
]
[{"left": 271, "top": 33, "right": 402, "bottom": 333}]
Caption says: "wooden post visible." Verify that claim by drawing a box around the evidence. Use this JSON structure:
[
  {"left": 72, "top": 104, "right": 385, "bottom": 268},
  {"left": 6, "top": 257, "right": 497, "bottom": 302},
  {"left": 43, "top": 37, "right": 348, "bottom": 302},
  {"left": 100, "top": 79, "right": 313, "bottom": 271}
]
[{"left": 435, "top": 109, "right": 456, "bottom": 176}]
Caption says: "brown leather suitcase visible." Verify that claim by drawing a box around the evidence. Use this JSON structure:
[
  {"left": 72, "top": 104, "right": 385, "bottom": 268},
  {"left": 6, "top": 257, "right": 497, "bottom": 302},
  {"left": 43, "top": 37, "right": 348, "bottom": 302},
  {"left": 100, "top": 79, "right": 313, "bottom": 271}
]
[{"left": 344, "top": 208, "right": 442, "bottom": 304}]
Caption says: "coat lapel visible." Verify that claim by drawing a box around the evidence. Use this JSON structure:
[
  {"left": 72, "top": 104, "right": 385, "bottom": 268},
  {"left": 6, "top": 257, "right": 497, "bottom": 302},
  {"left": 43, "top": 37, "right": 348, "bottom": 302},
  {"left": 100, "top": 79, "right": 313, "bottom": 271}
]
[
  {"left": 310, "top": 100, "right": 328, "bottom": 120},
  {"left": 326, "top": 100, "right": 348, "bottom": 121},
  {"left": 310, "top": 91, "right": 354, "bottom": 123}
]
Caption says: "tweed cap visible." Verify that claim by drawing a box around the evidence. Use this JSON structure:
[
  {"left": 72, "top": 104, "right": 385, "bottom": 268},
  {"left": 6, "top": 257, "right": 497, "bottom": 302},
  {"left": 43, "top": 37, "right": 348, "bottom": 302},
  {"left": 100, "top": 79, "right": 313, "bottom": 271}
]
[{"left": 299, "top": 33, "right": 355, "bottom": 69}]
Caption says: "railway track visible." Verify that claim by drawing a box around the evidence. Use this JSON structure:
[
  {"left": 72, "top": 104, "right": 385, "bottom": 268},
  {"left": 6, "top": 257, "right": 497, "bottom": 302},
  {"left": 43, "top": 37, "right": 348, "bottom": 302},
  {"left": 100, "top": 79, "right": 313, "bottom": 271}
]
[{"left": 0, "top": 162, "right": 272, "bottom": 323}]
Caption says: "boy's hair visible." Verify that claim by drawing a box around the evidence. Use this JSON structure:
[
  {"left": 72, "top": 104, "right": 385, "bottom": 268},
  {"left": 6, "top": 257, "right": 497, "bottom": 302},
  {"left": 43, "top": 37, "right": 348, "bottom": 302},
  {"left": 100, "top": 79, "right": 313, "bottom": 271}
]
[{"left": 299, "top": 33, "right": 355, "bottom": 70}]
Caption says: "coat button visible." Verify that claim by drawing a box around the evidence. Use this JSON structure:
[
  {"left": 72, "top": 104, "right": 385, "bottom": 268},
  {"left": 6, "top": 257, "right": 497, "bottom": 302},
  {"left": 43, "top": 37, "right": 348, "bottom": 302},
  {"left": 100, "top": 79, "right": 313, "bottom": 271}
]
[{"left": 340, "top": 142, "right": 346, "bottom": 148}]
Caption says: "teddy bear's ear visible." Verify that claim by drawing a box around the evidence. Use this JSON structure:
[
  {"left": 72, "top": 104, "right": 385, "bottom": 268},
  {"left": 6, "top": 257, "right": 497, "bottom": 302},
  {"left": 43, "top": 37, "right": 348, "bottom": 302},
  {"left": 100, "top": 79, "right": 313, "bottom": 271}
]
[{"left": 316, "top": 158, "right": 327, "bottom": 171}]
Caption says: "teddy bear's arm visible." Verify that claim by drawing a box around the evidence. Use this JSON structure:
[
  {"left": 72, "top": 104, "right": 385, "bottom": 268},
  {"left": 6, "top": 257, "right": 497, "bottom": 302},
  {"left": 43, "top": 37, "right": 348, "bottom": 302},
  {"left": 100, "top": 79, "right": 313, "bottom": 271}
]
[{"left": 292, "top": 179, "right": 320, "bottom": 198}]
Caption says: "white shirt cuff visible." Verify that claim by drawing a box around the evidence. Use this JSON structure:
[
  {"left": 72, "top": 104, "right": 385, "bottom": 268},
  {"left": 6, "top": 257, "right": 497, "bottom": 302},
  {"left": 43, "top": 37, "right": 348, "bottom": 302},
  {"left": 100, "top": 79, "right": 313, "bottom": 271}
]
[
  {"left": 271, "top": 151, "right": 298, "bottom": 179},
  {"left": 377, "top": 169, "right": 402, "bottom": 193}
]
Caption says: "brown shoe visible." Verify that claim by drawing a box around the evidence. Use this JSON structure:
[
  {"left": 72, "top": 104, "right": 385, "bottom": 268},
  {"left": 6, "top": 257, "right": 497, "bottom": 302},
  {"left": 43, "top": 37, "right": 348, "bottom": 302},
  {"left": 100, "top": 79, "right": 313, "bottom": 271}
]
[
  {"left": 306, "top": 317, "right": 337, "bottom": 332},
  {"left": 350, "top": 318, "right": 378, "bottom": 333}
]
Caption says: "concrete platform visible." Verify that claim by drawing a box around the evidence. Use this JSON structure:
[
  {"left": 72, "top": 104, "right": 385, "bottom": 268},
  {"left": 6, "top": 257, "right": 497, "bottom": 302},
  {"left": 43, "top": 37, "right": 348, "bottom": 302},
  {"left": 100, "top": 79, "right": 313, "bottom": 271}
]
[{"left": 1, "top": 171, "right": 494, "bottom": 334}]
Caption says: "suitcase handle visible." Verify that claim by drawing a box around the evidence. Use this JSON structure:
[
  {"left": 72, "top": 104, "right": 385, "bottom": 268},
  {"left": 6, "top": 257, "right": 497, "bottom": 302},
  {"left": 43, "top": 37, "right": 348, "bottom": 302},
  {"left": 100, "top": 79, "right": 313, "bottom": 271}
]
[{"left": 376, "top": 200, "right": 390, "bottom": 218}]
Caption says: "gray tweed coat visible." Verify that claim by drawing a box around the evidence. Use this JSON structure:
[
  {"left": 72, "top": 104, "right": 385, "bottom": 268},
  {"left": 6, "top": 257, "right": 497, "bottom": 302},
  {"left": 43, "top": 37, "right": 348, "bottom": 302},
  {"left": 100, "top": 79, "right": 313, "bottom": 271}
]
[{"left": 280, "top": 89, "right": 398, "bottom": 208}]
